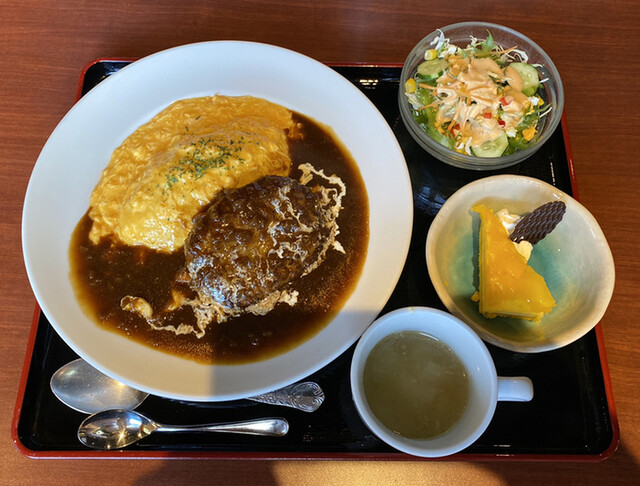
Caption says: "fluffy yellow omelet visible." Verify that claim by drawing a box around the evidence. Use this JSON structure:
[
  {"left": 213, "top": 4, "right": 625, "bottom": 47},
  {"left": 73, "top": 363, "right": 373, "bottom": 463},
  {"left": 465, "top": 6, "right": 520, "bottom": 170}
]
[{"left": 88, "top": 95, "right": 294, "bottom": 252}]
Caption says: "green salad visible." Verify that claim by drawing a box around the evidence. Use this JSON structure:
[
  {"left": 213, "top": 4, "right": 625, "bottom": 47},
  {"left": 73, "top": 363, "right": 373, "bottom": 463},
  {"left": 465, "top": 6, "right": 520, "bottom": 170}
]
[{"left": 404, "top": 31, "right": 552, "bottom": 157}]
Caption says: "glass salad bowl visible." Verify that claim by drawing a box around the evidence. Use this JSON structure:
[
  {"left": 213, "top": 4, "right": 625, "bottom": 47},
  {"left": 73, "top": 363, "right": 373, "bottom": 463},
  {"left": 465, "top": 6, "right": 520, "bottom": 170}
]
[{"left": 398, "top": 22, "right": 564, "bottom": 170}]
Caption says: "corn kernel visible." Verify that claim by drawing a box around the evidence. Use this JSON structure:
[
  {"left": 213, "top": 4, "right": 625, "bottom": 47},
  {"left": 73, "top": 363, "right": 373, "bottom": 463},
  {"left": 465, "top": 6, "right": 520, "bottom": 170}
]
[
  {"left": 405, "top": 78, "right": 417, "bottom": 94},
  {"left": 522, "top": 126, "right": 537, "bottom": 141},
  {"left": 424, "top": 49, "right": 438, "bottom": 60}
]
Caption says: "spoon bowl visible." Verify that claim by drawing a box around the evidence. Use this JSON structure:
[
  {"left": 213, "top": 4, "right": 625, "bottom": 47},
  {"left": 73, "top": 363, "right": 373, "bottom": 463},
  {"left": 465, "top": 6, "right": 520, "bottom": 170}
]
[
  {"left": 78, "top": 409, "right": 289, "bottom": 449},
  {"left": 50, "top": 358, "right": 148, "bottom": 414}
]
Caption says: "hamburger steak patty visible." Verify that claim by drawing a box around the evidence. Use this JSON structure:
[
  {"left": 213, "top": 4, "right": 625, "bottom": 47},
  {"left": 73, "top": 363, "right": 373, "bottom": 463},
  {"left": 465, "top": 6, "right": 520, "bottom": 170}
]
[{"left": 184, "top": 175, "right": 334, "bottom": 314}]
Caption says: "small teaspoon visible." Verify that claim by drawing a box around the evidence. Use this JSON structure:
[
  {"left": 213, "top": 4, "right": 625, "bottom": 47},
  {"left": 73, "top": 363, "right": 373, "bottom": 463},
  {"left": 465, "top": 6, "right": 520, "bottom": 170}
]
[{"left": 78, "top": 409, "right": 289, "bottom": 450}]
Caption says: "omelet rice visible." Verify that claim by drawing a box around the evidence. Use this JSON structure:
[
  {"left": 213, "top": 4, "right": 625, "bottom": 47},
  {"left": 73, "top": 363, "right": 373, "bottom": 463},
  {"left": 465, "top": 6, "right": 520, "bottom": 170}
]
[{"left": 88, "top": 95, "right": 294, "bottom": 252}]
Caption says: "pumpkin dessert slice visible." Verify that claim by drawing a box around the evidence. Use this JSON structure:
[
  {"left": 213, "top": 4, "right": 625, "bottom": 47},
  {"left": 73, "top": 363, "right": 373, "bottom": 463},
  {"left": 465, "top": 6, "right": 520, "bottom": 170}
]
[{"left": 473, "top": 204, "right": 555, "bottom": 321}]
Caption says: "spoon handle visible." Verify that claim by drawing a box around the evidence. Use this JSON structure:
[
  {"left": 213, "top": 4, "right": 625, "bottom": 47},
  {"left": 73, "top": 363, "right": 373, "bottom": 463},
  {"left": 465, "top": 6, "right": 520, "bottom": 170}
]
[
  {"left": 157, "top": 417, "right": 289, "bottom": 437},
  {"left": 248, "top": 381, "right": 325, "bottom": 412}
]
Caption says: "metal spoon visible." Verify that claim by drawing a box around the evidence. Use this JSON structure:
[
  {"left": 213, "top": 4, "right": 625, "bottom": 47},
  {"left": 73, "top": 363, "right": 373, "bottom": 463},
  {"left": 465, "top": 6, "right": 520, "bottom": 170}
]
[
  {"left": 78, "top": 409, "right": 289, "bottom": 449},
  {"left": 51, "top": 358, "right": 324, "bottom": 414},
  {"left": 50, "top": 358, "right": 148, "bottom": 414},
  {"left": 249, "top": 381, "right": 324, "bottom": 412}
]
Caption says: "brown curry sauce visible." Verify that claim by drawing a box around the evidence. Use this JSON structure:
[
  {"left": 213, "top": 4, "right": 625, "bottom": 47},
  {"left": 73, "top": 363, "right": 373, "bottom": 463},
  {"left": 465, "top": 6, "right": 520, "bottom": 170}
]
[{"left": 70, "top": 112, "right": 369, "bottom": 364}]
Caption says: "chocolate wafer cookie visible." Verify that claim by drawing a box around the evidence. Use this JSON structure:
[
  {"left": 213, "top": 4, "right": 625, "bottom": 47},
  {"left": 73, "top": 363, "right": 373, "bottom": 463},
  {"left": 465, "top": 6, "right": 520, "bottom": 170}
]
[{"left": 510, "top": 201, "right": 566, "bottom": 245}]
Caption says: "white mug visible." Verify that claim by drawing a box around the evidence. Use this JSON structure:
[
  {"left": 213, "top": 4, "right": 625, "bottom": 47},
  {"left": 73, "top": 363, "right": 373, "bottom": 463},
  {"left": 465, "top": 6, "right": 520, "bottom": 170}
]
[{"left": 350, "top": 306, "right": 533, "bottom": 458}]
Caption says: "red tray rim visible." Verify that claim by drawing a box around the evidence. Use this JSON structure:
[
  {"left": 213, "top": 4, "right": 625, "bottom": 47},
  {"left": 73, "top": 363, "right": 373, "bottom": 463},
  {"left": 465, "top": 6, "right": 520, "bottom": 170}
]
[{"left": 12, "top": 58, "right": 620, "bottom": 461}]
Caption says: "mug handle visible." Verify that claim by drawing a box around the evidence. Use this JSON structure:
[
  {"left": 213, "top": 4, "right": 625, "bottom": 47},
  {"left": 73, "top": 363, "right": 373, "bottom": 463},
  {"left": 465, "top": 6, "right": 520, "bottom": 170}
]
[{"left": 497, "top": 376, "right": 534, "bottom": 402}]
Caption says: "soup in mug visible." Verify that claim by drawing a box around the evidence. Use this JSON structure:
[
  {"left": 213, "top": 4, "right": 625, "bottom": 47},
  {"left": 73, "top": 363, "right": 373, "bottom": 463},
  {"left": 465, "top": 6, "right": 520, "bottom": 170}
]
[{"left": 362, "top": 330, "right": 470, "bottom": 439}]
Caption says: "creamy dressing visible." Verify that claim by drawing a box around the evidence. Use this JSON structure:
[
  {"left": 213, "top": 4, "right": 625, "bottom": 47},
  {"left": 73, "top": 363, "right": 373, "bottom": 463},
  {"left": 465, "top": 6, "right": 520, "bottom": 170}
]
[{"left": 432, "top": 56, "right": 533, "bottom": 150}]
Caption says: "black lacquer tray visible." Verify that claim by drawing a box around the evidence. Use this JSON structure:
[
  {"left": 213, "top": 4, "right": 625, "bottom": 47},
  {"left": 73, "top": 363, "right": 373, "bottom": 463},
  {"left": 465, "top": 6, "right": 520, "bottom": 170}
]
[{"left": 12, "top": 61, "right": 619, "bottom": 460}]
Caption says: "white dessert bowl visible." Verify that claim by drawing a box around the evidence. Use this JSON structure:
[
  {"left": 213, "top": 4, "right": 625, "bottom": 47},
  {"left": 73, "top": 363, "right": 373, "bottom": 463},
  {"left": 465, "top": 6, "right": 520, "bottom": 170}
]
[{"left": 425, "top": 175, "right": 615, "bottom": 353}]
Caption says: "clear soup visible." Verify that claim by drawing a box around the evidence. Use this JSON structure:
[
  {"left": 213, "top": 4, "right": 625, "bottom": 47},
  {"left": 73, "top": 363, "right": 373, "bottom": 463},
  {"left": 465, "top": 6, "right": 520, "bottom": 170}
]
[{"left": 363, "top": 330, "right": 470, "bottom": 439}]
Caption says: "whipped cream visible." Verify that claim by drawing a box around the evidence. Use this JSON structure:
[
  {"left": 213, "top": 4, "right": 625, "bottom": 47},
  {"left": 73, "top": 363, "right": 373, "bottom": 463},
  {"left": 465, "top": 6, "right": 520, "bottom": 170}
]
[{"left": 494, "top": 208, "right": 533, "bottom": 261}]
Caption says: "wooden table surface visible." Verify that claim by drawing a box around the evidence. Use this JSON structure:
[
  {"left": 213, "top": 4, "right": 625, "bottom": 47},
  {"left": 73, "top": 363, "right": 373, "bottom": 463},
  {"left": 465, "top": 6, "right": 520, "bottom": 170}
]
[{"left": 1, "top": 1, "right": 638, "bottom": 484}]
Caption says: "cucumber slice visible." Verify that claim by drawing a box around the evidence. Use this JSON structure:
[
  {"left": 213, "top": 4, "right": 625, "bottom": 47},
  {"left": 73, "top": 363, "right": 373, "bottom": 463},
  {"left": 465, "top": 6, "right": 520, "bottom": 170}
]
[
  {"left": 416, "top": 58, "right": 448, "bottom": 80},
  {"left": 509, "top": 62, "right": 540, "bottom": 96},
  {"left": 472, "top": 132, "right": 509, "bottom": 158}
]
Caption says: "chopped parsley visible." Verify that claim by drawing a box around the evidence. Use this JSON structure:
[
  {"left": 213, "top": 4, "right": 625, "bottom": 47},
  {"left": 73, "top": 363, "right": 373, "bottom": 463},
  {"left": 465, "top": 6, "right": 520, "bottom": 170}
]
[{"left": 163, "top": 136, "right": 254, "bottom": 189}]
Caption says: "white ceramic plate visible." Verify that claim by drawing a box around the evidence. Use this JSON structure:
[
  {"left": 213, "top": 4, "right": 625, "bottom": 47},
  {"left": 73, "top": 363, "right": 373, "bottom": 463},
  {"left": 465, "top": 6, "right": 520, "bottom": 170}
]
[{"left": 22, "top": 41, "right": 413, "bottom": 401}]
